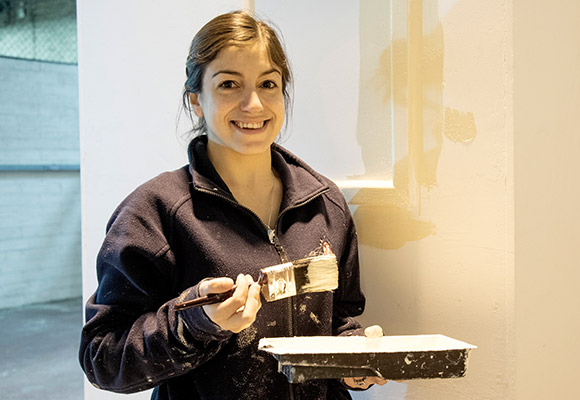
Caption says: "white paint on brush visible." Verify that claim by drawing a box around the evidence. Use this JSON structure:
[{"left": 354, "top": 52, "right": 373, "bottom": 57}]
[{"left": 260, "top": 254, "right": 338, "bottom": 301}]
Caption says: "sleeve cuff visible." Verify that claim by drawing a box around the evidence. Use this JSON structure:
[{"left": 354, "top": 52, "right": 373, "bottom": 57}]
[{"left": 175, "top": 284, "right": 233, "bottom": 342}]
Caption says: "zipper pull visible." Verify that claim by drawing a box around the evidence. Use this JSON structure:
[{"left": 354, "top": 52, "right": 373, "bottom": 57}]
[
  {"left": 268, "top": 228, "right": 276, "bottom": 244},
  {"left": 267, "top": 228, "right": 289, "bottom": 263}
]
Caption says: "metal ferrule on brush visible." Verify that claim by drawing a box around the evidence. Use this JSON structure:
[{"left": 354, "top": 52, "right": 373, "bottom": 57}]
[{"left": 259, "top": 254, "right": 338, "bottom": 302}]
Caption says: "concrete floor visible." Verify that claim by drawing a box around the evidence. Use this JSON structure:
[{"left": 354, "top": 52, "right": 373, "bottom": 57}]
[{"left": 0, "top": 297, "right": 84, "bottom": 400}]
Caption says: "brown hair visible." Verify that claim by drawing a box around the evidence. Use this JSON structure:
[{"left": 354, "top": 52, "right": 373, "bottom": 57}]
[{"left": 182, "top": 11, "right": 293, "bottom": 136}]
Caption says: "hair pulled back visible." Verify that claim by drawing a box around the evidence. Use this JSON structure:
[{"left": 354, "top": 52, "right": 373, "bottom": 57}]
[{"left": 182, "top": 11, "right": 293, "bottom": 137}]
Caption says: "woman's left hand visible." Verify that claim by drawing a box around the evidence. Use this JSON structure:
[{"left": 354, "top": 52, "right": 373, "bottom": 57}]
[{"left": 342, "top": 325, "right": 389, "bottom": 390}]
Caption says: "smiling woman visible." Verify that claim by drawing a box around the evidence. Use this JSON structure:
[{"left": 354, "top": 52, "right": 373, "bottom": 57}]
[{"left": 79, "top": 10, "right": 385, "bottom": 400}]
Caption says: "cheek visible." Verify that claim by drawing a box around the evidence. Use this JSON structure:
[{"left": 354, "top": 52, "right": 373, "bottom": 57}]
[
  {"left": 266, "top": 93, "right": 285, "bottom": 114},
  {"left": 274, "top": 99, "right": 286, "bottom": 119},
  {"left": 208, "top": 96, "right": 236, "bottom": 118}
]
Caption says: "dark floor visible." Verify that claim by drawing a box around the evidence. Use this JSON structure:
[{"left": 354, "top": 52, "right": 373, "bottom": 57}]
[{"left": 0, "top": 297, "right": 84, "bottom": 400}]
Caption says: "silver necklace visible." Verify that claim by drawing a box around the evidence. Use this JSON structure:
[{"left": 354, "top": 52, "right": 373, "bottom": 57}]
[
  {"left": 266, "top": 172, "right": 276, "bottom": 229},
  {"left": 266, "top": 172, "right": 277, "bottom": 242}
]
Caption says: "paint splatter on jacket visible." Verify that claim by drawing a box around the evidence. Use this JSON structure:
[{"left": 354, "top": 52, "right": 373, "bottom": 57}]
[{"left": 79, "top": 136, "right": 366, "bottom": 399}]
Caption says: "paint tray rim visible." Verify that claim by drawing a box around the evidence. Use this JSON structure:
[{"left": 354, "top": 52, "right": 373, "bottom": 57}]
[{"left": 258, "top": 334, "right": 477, "bottom": 355}]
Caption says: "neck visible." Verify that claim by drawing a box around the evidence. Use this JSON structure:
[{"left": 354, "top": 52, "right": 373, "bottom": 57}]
[{"left": 207, "top": 141, "right": 274, "bottom": 188}]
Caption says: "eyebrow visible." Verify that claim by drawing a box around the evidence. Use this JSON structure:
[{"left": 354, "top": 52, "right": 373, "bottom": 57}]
[{"left": 211, "top": 68, "right": 281, "bottom": 78}]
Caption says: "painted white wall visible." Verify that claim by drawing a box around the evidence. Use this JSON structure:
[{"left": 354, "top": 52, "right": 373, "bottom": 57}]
[
  {"left": 256, "top": 0, "right": 395, "bottom": 184},
  {"left": 77, "top": 1, "right": 242, "bottom": 399},
  {"left": 78, "top": 1, "right": 580, "bottom": 400}
]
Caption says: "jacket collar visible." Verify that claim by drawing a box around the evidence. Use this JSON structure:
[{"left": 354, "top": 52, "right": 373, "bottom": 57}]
[{"left": 187, "top": 136, "right": 329, "bottom": 208}]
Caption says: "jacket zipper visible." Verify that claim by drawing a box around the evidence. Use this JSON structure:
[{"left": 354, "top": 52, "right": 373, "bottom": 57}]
[
  {"left": 196, "top": 185, "right": 329, "bottom": 400},
  {"left": 265, "top": 229, "right": 294, "bottom": 400},
  {"left": 266, "top": 215, "right": 295, "bottom": 400},
  {"left": 267, "top": 192, "right": 329, "bottom": 400}
]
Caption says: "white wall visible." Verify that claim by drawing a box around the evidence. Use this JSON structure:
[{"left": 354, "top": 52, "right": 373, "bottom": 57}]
[
  {"left": 77, "top": 1, "right": 242, "bottom": 398},
  {"left": 78, "top": 0, "right": 243, "bottom": 302}
]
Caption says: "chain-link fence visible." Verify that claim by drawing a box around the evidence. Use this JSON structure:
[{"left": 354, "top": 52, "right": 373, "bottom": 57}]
[{"left": 0, "top": 0, "right": 77, "bottom": 64}]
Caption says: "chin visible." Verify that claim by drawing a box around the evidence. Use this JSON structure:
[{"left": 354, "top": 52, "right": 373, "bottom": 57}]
[
  {"left": 207, "top": 129, "right": 278, "bottom": 156},
  {"left": 235, "top": 142, "right": 273, "bottom": 155},
  {"left": 229, "top": 135, "right": 277, "bottom": 155}
]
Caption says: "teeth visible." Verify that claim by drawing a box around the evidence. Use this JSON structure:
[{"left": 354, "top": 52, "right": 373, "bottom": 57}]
[{"left": 235, "top": 121, "right": 265, "bottom": 129}]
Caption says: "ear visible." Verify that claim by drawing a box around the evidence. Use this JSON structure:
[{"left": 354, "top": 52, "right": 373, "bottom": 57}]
[{"left": 189, "top": 93, "right": 204, "bottom": 118}]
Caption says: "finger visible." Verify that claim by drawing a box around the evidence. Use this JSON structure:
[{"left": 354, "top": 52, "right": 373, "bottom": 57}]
[
  {"left": 367, "top": 377, "right": 388, "bottom": 386},
  {"left": 364, "top": 325, "right": 384, "bottom": 338},
  {"left": 233, "top": 274, "right": 250, "bottom": 297},
  {"left": 218, "top": 274, "right": 250, "bottom": 312},
  {"left": 245, "top": 274, "right": 256, "bottom": 285},
  {"left": 203, "top": 274, "right": 248, "bottom": 331},
  {"left": 222, "top": 281, "right": 262, "bottom": 332},
  {"left": 199, "top": 277, "right": 235, "bottom": 297},
  {"left": 343, "top": 377, "right": 371, "bottom": 390},
  {"left": 232, "top": 281, "right": 261, "bottom": 320},
  {"left": 242, "top": 282, "right": 262, "bottom": 316}
]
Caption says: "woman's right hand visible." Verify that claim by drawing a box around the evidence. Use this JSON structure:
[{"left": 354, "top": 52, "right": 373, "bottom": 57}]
[{"left": 199, "top": 274, "right": 262, "bottom": 333}]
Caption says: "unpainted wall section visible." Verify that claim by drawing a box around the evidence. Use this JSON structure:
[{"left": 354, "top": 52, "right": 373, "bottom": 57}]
[{"left": 514, "top": 0, "right": 580, "bottom": 398}]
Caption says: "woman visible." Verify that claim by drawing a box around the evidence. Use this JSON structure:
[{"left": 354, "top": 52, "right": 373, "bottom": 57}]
[{"left": 80, "top": 11, "right": 386, "bottom": 399}]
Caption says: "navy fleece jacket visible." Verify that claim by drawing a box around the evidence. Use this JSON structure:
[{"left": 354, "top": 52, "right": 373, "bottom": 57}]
[{"left": 79, "top": 136, "right": 366, "bottom": 400}]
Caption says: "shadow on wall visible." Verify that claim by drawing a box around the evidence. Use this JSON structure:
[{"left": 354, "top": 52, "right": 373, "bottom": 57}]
[{"left": 352, "top": 0, "right": 477, "bottom": 250}]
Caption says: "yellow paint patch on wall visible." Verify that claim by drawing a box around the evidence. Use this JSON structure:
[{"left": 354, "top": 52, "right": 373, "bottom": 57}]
[
  {"left": 350, "top": 0, "right": 449, "bottom": 250},
  {"left": 444, "top": 107, "right": 477, "bottom": 143},
  {"left": 353, "top": 204, "right": 435, "bottom": 250},
  {"left": 350, "top": 151, "right": 436, "bottom": 250}
]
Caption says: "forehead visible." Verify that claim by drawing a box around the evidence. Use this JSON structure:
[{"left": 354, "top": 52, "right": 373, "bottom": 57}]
[{"left": 206, "top": 43, "right": 278, "bottom": 75}]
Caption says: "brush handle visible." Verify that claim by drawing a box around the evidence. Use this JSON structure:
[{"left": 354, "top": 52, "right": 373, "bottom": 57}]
[
  {"left": 174, "top": 287, "right": 237, "bottom": 310},
  {"left": 175, "top": 275, "right": 266, "bottom": 310}
]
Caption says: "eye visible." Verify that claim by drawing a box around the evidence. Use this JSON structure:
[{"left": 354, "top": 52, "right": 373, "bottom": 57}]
[
  {"left": 261, "top": 80, "right": 279, "bottom": 89},
  {"left": 218, "top": 80, "right": 238, "bottom": 89}
]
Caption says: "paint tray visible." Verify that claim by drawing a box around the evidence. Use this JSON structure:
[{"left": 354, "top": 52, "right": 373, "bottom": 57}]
[{"left": 258, "top": 334, "right": 476, "bottom": 383}]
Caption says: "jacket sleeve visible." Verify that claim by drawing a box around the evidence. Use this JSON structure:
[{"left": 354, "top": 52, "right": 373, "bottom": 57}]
[
  {"left": 331, "top": 196, "right": 366, "bottom": 338},
  {"left": 79, "top": 192, "right": 232, "bottom": 394}
]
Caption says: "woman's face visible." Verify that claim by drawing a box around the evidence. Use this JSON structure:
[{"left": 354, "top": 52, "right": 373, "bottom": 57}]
[{"left": 190, "top": 43, "right": 285, "bottom": 156}]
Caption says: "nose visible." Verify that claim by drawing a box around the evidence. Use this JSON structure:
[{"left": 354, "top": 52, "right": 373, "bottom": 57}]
[{"left": 240, "top": 89, "right": 264, "bottom": 112}]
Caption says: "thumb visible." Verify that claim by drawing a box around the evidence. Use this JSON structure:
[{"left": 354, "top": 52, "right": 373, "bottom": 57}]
[
  {"left": 199, "top": 277, "right": 235, "bottom": 296},
  {"left": 364, "top": 325, "right": 384, "bottom": 338}
]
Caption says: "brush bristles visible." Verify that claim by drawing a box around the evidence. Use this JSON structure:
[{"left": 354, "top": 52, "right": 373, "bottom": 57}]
[{"left": 260, "top": 254, "right": 338, "bottom": 302}]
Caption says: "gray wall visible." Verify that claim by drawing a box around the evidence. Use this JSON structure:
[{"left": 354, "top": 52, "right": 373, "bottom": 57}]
[{"left": 0, "top": 56, "right": 81, "bottom": 309}]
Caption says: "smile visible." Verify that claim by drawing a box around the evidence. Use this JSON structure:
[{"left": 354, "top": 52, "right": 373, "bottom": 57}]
[{"left": 233, "top": 120, "right": 267, "bottom": 130}]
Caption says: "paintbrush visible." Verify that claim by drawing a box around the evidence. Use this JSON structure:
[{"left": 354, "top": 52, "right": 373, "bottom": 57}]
[{"left": 174, "top": 254, "right": 338, "bottom": 310}]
